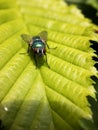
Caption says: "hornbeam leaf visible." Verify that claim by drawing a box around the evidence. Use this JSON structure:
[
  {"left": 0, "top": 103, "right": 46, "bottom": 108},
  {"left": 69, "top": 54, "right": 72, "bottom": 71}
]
[{"left": 0, "top": 0, "right": 98, "bottom": 130}]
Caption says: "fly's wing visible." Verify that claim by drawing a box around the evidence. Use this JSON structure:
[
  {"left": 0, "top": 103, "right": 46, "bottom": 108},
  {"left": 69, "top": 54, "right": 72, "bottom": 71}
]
[
  {"left": 38, "top": 31, "right": 48, "bottom": 42},
  {"left": 21, "top": 34, "right": 33, "bottom": 45}
]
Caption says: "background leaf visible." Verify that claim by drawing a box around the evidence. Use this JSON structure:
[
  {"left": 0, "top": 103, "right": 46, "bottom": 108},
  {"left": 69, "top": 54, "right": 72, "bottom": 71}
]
[
  {"left": 64, "top": 0, "right": 98, "bottom": 25},
  {"left": 0, "top": 0, "right": 98, "bottom": 130},
  {"left": 64, "top": 0, "right": 98, "bottom": 10}
]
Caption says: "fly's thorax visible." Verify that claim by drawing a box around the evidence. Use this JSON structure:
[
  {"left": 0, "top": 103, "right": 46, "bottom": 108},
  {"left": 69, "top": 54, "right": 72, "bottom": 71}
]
[
  {"left": 32, "top": 36, "right": 45, "bottom": 48},
  {"left": 31, "top": 36, "right": 46, "bottom": 56}
]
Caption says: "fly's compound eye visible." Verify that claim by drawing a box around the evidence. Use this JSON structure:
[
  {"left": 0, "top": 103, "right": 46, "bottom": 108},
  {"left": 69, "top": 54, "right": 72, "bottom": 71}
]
[{"left": 33, "top": 48, "right": 37, "bottom": 53}]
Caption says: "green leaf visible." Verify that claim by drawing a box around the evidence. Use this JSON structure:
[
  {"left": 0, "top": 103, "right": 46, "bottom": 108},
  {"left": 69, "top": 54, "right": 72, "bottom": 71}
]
[
  {"left": 87, "top": 0, "right": 98, "bottom": 10},
  {"left": 0, "top": 0, "right": 98, "bottom": 130}
]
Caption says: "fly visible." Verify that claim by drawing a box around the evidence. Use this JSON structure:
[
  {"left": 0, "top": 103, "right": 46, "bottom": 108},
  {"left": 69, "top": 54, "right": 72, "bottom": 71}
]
[{"left": 21, "top": 31, "right": 56, "bottom": 68}]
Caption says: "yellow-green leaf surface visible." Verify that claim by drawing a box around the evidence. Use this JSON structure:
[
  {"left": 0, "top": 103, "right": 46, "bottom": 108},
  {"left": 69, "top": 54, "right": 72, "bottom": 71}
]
[{"left": 0, "top": 0, "right": 98, "bottom": 130}]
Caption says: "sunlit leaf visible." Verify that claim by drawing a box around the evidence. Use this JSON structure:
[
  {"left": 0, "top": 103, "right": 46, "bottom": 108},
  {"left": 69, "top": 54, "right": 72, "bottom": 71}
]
[{"left": 0, "top": 0, "right": 98, "bottom": 130}]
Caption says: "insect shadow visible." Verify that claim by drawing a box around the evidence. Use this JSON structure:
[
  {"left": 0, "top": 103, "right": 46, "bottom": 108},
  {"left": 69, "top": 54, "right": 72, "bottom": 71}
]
[
  {"left": 20, "top": 31, "right": 57, "bottom": 69},
  {"left": 20, "top": 51, "right": 45, "bottom": 69}
]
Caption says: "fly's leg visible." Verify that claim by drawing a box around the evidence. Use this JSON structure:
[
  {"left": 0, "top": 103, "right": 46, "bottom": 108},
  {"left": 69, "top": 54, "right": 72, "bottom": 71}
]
[
  {"left": 45, "top": 53, "right": 50, "bottom": 68},
  {"left": 20, "top": 45, "right": 30, "bottom": 55},
  {"left": 46, "top": 42, "right": 57, "bottom": 49},
  {"left": 27, "top": 44, "right": 30, "bottom": 53},
  {"left": 34, "top": 54, "right": 38, "bottom": 68},
  {"left": 45, "top": 43, "right": 56, "bottom": 68}
]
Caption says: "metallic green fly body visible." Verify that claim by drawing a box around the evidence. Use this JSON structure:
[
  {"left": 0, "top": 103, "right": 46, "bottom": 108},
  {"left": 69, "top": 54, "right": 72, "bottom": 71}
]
[{"left": 21, "top": 31, "right": 55, "bottom": 68}]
